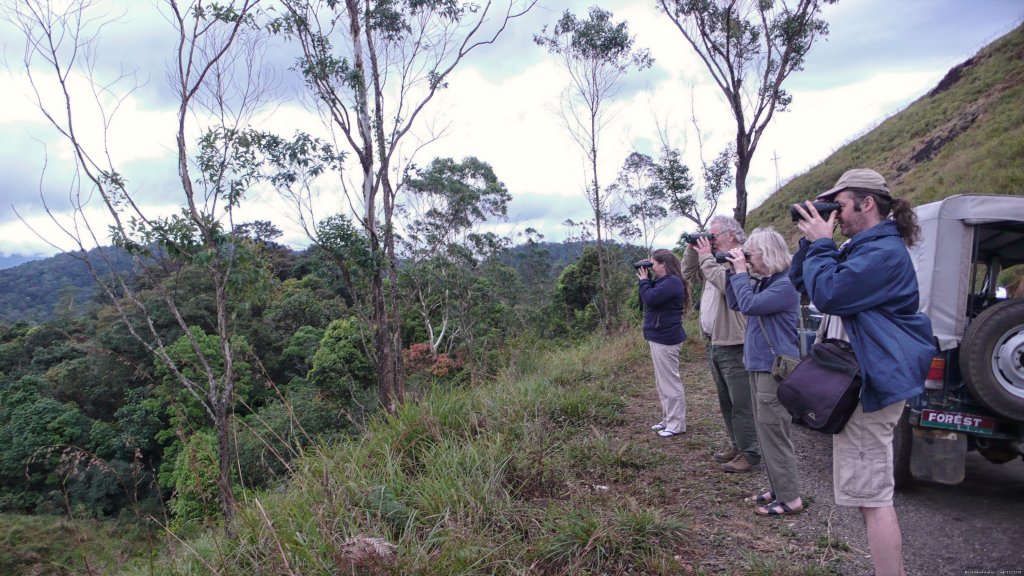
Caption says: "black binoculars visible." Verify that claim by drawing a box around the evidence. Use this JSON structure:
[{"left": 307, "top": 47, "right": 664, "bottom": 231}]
[
  {"left": 790, "top": 201, "right": 841, "bottom": 222},
  {"left": 682, "top": 232, "right": 715, "bottom": 244},
  {"left": 633, "top": 259, "right": 653, "bottom": 269},
  {"left": 715, "top": 251, "right": 751, "bottom": 264}
]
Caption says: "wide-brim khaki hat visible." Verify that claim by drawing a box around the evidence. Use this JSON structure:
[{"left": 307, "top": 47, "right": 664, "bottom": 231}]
[{"left": 816, "top": 168, "right": 890, "bottom": 201}]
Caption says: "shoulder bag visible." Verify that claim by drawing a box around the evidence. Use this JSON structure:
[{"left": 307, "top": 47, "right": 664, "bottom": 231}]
[
  {"left": 776, "top": 337, "right": 862, "bottom": 434},
  {"left": 756, "top": 316, "right": 801, "bottom": 383}
]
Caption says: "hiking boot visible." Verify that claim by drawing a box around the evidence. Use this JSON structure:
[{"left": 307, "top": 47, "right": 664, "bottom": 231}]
[
  {"left": 713, "top": 447, "right": 740, "bottom": 463},
  {"left": 721, "top": 454, "right": 754, "bottom": 473}
]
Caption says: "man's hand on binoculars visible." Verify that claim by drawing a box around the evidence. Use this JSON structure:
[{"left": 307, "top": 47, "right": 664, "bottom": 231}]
[{"left": 795, "top": 201, "right": 837, "bottom": 242}]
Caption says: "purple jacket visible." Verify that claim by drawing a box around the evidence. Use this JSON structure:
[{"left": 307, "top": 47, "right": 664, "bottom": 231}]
[{"left": 639, "top": 273, "right": 688, "bottom": 345}]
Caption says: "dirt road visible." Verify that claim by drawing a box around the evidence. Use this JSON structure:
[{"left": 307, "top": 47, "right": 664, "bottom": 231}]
[{"left": 790, "top": 426, "right": 1024, "bottom": 575}]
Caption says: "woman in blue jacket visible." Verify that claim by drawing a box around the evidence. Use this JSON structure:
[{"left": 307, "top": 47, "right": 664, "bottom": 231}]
[
  {"left": 724, "top": 228, "right": 804, "bottom": 516},
  {"left": 638, "top": 249, "right": 689, "bottom": 438}
]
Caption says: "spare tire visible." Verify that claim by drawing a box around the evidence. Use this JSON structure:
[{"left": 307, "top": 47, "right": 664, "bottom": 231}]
[{"left": 960, "top": 299, "right": 1024, "bottom": 421}]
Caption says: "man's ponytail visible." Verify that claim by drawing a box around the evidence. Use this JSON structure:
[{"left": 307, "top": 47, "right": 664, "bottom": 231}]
[
  {"left": 889, "top": 198, "right": 920, "bottom": 247},
  {"left": 859, "top": 191, "right": 920, "bottom": 247}
]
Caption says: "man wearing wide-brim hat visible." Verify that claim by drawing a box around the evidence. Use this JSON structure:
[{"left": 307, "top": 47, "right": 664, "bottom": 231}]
[{"left": 788, "top": 168, "right": 936, "bottom": 576}]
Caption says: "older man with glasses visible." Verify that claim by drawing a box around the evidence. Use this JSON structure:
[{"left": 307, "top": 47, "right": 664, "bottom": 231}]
[{"left": 682, "top": 215, "right": 761, "bottom": 473}]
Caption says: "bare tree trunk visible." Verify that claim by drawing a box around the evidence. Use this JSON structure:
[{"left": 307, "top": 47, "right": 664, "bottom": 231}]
[
  {"left": 341, "top": 0, "right": 399, "bottom": 414},
  {"left": 214, "top": 404, "right": 236, "bottom": 529},
  {"left": 734, "top": 156, "right": 750, "bottom": 229},
  {"left": 371, "top": 270, "right": 397, "bottom": 412},
  {"left": 367, "top": 6, "right": 403, "bottom": 411},
  {"left": 382, "top": 177, "right": 405, "bottom": 407},
  {"left": 212, "top": 277, "right": 237, "bottom": 532},
  {"left": 590, "top": 113, "right": 612, "bottom": 329},
  {"left": 734, "top": 125, "right": 751, "bottom": 229}
]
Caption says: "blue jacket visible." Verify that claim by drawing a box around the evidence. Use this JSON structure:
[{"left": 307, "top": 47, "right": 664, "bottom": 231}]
[
  {"left": 725, "top": 271, "right": 800, "bottom": 372},
  {"left": 789, "top": 220, "right": 936, "bottom": 412},
  {"left": 639, "top": 273, "right": 688, "bottom": 345}
]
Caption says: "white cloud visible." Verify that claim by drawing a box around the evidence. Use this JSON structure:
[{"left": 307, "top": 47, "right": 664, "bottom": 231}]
[{"left": 0, "top": 0, "right": 1020, "bottom": 259}]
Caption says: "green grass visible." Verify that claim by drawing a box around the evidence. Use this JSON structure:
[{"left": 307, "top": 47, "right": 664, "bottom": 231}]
[
  {"left": 563, "top": 430, "right": 665, "bottom": 481},
  {"left": 0, "top": 513, "right": 158, "bottom": 575},
  {"left": 103, "top": 330, "right": 695, "bottom": 575},
  {"left": 32, "top": 323, "right": 874, "bottom": 574}
]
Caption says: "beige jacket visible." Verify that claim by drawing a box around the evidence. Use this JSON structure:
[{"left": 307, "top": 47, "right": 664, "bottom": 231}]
[{"left": 682, "top": 246, "right": 747, "bottom": 345}]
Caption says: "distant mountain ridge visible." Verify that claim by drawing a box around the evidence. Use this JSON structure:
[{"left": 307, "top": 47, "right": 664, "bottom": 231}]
[{"left": 0, "top": 254, "right": 43, "bottom": 270}]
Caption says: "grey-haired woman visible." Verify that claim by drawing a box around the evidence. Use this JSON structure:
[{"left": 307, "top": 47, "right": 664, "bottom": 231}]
[{"left": 724, "top": 227, "right": 803, "bottom": 516}]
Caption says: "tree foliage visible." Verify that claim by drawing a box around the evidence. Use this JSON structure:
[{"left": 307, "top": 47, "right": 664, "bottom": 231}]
[
  {"left": 536, "top": 6, "right": 652, "bottom": 329},
  {"left": 658, "top": 0, "right": 835, "bottom": 226},
  {"left": 270, "top": 0, "right": 536, "bottom": 414}
]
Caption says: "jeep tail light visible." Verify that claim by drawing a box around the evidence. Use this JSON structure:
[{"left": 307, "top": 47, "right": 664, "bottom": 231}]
[{"left": 925, "top": 356, "right": 945, "bottom": 390}]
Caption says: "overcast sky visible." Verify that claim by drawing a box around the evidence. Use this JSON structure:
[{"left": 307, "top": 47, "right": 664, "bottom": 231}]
[{"left": 0, "top": 0, "right": 1021, "bottom": 260}]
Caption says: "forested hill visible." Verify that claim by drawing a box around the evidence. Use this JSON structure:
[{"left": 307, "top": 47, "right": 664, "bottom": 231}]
[
  {"left": 0, "top": 241, "right": 591, "bottom": 326},
  {"left": 748, "top": 22, "right": 1024, "bottom": 234},
  {"left": 0, "top": 248, "right": 132, "bottom": 324}
]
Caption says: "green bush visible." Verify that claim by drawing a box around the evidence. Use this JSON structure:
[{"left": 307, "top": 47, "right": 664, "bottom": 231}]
[{"left": 167, "top": 432, "right": 221, "bottom": 533}]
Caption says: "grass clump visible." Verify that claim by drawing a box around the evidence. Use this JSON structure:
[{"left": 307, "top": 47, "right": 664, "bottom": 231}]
[
  {"left": 564, "top": 430, "right": 665, "bottom": 481},
  {"left": 544, "top": 387, "right": 627, "bottom": 428},
  {"left": 0, "top": 513, "right": 157, "bottom": 576},
  {"left": 530, "top": 505, "right": 689, "bottom": 575}
]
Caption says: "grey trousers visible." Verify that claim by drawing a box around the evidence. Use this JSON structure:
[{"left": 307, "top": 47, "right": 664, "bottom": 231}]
[
  {"left": 751, "top": 371, "right": 800, "bottom": 502},
  {"left": 708, "top": 343, "right": 760, "bottom": 464},
  {"left": 649, "top": 340, "right": 686, "bottom": 433}
]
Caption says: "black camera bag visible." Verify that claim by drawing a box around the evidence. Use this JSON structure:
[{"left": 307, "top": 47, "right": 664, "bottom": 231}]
[{"left": 777, "top": 338, "right": 861, "bottom": 434}]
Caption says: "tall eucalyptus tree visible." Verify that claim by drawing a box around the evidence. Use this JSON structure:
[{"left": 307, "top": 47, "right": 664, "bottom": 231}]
[
  {"left": 271, "top": 0, "right": 535, "bottom": 412},
  {"left": 535, "top": 7, "right": 651, "bottom": 328},
  {"left": 4, "top": 0, "right": 274, "bottom": 529}
]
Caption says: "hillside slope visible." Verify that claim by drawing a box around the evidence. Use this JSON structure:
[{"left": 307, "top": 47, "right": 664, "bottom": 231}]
[
  {"left": 749, "top": 23, "right": 1024, "bottom": 236},
  {"left": 0, "top": 251, "right": 108, "bottom": 324}
]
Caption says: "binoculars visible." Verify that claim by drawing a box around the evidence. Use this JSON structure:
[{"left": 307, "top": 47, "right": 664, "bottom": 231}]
[
  {"left": 715, "top": 251, "right": 751, "bottom": 264},
  {"left": 633, "top": 259, "right": 653, "bottom": 269},
  {"left": 682, "top": 232, "right": 715, "bottom": 244},
  {"left": 790, "top": 201, "right": 841, "bottom": 222}
]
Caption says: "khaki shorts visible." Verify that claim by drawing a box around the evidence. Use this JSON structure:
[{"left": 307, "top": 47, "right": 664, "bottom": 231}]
[{"left": 832, "top": 400, "right": 905, "bottom": 508}]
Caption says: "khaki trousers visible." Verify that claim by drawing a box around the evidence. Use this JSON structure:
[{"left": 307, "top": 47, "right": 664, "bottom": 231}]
[
  {"left": 751, "top": 371, "right": 800, "bottom": 502},
  {"left": 833, "top": 400, "right": 904, "bottom": 507},
  {"left": 649, "top": 340, "right": 686, "bottom": 433}
]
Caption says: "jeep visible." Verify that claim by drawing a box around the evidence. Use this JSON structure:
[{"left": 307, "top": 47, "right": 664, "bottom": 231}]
[{"left": 898, "top": 194, "right": 1024, "bottom": 485}]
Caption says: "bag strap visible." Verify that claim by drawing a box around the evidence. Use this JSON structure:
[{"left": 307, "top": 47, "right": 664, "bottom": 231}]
[
  {"left": 798, "top": 301, "right": 808, "bottom": 357},
  {"left": 756, "top": 316, "right": 777, "bottom": 357},
  {"left": 811, "top": 339, "right": 860, "bottom": 376}
]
